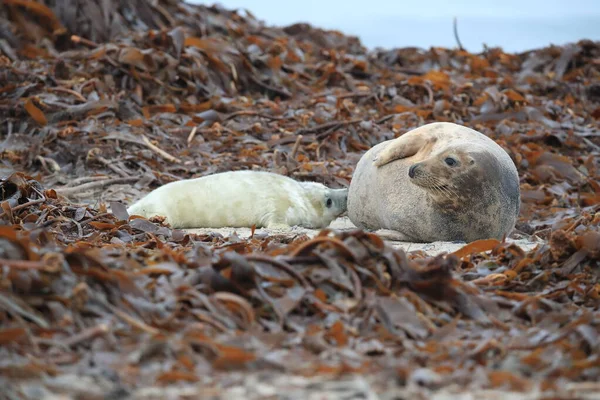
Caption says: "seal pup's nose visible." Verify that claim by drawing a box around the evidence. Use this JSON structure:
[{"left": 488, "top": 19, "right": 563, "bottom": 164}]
[{"left": 408, "top": 164, "right": 419, "bottom": 178}]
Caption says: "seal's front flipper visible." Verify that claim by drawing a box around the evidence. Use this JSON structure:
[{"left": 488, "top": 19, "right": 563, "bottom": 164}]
[{"left": 373, "top": 134, "right": 436, "bottom": 167}]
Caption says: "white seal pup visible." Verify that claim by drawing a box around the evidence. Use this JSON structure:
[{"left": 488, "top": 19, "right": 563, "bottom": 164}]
[
  {"left": 127, "top": 170, "right": 348, "bottom": 229},
  {"left": 347, "top": 122, "right": 520, "bottom": 243}
]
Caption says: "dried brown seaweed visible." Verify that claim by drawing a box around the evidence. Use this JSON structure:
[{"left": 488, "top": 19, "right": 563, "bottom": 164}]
[{"left": 0, "top": 0, "right": 599, "bottom": 398}]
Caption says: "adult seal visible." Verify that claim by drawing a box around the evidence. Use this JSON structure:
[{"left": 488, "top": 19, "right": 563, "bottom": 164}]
[
  {"left": 347, "top": 122, "right": 520, "bottom": 242},
  {"left": 127, "top": 170, "right": 348, "bottom": 229}
]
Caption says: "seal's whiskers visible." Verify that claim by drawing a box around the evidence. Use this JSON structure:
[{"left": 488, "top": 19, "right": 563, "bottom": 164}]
[{"left": 425, "top": 176, "right": 458, "bottom": 199}]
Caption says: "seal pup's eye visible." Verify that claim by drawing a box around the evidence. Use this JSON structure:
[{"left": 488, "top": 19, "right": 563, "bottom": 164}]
[
  {"left": 444, "top": 157, "right": 457, "bottom": 167},
  {"left": 326, "top": 198, "right": 333, "bottom": 208}
]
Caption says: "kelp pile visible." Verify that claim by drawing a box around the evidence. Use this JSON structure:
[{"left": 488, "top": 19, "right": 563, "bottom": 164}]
[{"left": 1, "top": 0, "right": 599, "bottom": 398}]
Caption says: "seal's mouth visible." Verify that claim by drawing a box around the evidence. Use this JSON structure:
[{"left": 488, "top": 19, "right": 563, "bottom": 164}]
[
  {"left": 408, "top": 163, "right": 457, "bottom": 196},
  {"left": 412, "top": 179, "right": 446, "bottom": 189},
  {"left": 410, "top": 175, "right": 458, "bottom": 199}
]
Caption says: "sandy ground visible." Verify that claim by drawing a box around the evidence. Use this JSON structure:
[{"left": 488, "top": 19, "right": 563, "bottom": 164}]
[{"left": 186, "top": 216, "right": 543, "bottom": 256}]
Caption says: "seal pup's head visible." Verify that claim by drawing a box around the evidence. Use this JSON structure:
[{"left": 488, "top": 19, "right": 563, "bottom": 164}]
[
  {"left": 299, "top": 182, "right": 348, "bottom": 227},
  {"left": 324, "top": 187, "right": 349, "bottom": 218}
]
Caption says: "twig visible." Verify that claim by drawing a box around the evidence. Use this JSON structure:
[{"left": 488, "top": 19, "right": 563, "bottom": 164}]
[
  {"left": 87, "top": 149, "right": 130, "bottom": 177},
  {"left": 249, "top": 75, "right": 291, "bottom": 99},
  {"left": 375, "top": 111, "right": 418, "bottom": 125},
  {"left": 297, "top": 118, "right": 363, "bottom": 135},
  {"left": 47, "top": 99, "right": 115, "bottom": 124},
  {"left": 141, "top": 135, "right": 181, "bottom": 163},
  {"left": 290, "top": 134, "right": 303, "bottom": 159},
  {"left": 95, "top": 156, "right": 130, "bottom": 177},
  {"left": 71, "top": 35, "right": 98, "bottom": 48},
  {"left": 564, "top": 216, "right": 585, "bottom": 233},
  {"left": 0, "top": 39, "right": 18, "bottom": 61},
  {"left": 0, "top": 198, "right": 46, "bottom": 219},
  {"left": 79, "top": 212, "right": 112, "bottom": 227},
  {"left": 187, "top": 126, "right": 198, "bottom": 146},
  {"left": 424, "top": 83, "right": 434, "bottom": 105},
  {"left": 47, "top": 87, "right": 87, "bottom": 103},
  {"left": 453, "top": 17, "right": 465, "bottom": 51},
  {"left": 55, "top": 177, "right": 139, "bottom": 196},
  {"left": 316, "top": 124, "right": 341, "bottom": 140},
  {"left": 65, "top": 175, "right": 108, "bottom": 187},
  {"left": 94, "top": 297, "right": 160, "bottom": 336},
  {"left": 224, "top": 110, "right": 285, "bottom": 121},
  {"left": 0, "top": 258, "right": 46, "bottom": 270},
  {"left": 0, "top": 292, "right": 49, "bottom": 328},
  {"left": 397, "top": 68, "right": 426, "bottom": 76},
  {"left": 72, "top": 219, "right": 84, "bottom": 238},
  {"left": 62, "top": 323, "right": 111, "bottom": 348},
  {"left": 11, "top": 198, "right": 46, "bottom": 212},
  {"left": 311, "top": 91, "right": 373, "bottom": 100},
  {"left": 507, "top": 324, "right": 577, "bottom": 351},
  {"left": 582, "top": 137, "right": 600, "bottom": 152},
  {"left": 375, "top": 114, "right": 395, "bottom": 124},
  {"left": 149, "top": 1, "right": 177, "bottom": 26}
]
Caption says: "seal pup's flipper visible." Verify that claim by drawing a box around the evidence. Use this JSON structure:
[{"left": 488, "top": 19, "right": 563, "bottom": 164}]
[
  {"left": 266, "top": 223, "right": 293, "bottom": 230},
  {"left": 373, "top": 134, "right": 437, "bottom": 167},
  {"left": 374, "top": 229, "right": 415, "bottom": 242}
]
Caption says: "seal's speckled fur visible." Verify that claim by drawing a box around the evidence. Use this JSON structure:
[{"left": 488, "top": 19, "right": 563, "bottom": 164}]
[{"left": 348, "top": 122, "right": 520, "bottom": 242}]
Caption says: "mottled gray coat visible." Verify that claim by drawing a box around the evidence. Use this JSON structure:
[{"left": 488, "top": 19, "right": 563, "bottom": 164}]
[{"left": 348, "top": 122, "right": 520, "bottom": 243}]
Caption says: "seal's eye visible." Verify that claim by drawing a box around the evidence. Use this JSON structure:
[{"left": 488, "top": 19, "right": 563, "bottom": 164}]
[
  {"left": 326, "top": 198, "right": 333, "bottom": 208},
  {"left": 444, "top": 157, "right": 457, "bottom": 167}
]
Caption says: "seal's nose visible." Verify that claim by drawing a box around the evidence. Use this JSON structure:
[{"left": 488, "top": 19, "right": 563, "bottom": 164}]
[{"left": 408, "top": 164, "right": 418, "bottom": 178}]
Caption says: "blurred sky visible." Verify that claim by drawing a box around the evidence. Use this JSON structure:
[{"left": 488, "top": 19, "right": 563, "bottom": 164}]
[{"left": 188, "top": 0, "right": 600, "bottom": 53}]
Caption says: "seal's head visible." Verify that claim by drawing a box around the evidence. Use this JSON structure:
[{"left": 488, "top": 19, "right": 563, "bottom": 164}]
[
  {"left": 407, "top": 146, "right": 485, "bottom": 206},
  {"left": 301, "top": 183, "right": 348, "bottom": 227},
  {"left": 324, "top": 188, "right": 348, "bottom": 219},
  {"left": 319, "top": 187, "right": 348, "bottom": 225}
]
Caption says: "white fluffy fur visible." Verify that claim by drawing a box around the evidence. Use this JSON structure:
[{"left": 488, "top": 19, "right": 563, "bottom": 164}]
[{"left": 127, "top": 171, "right": 348, "bottom": 229}]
